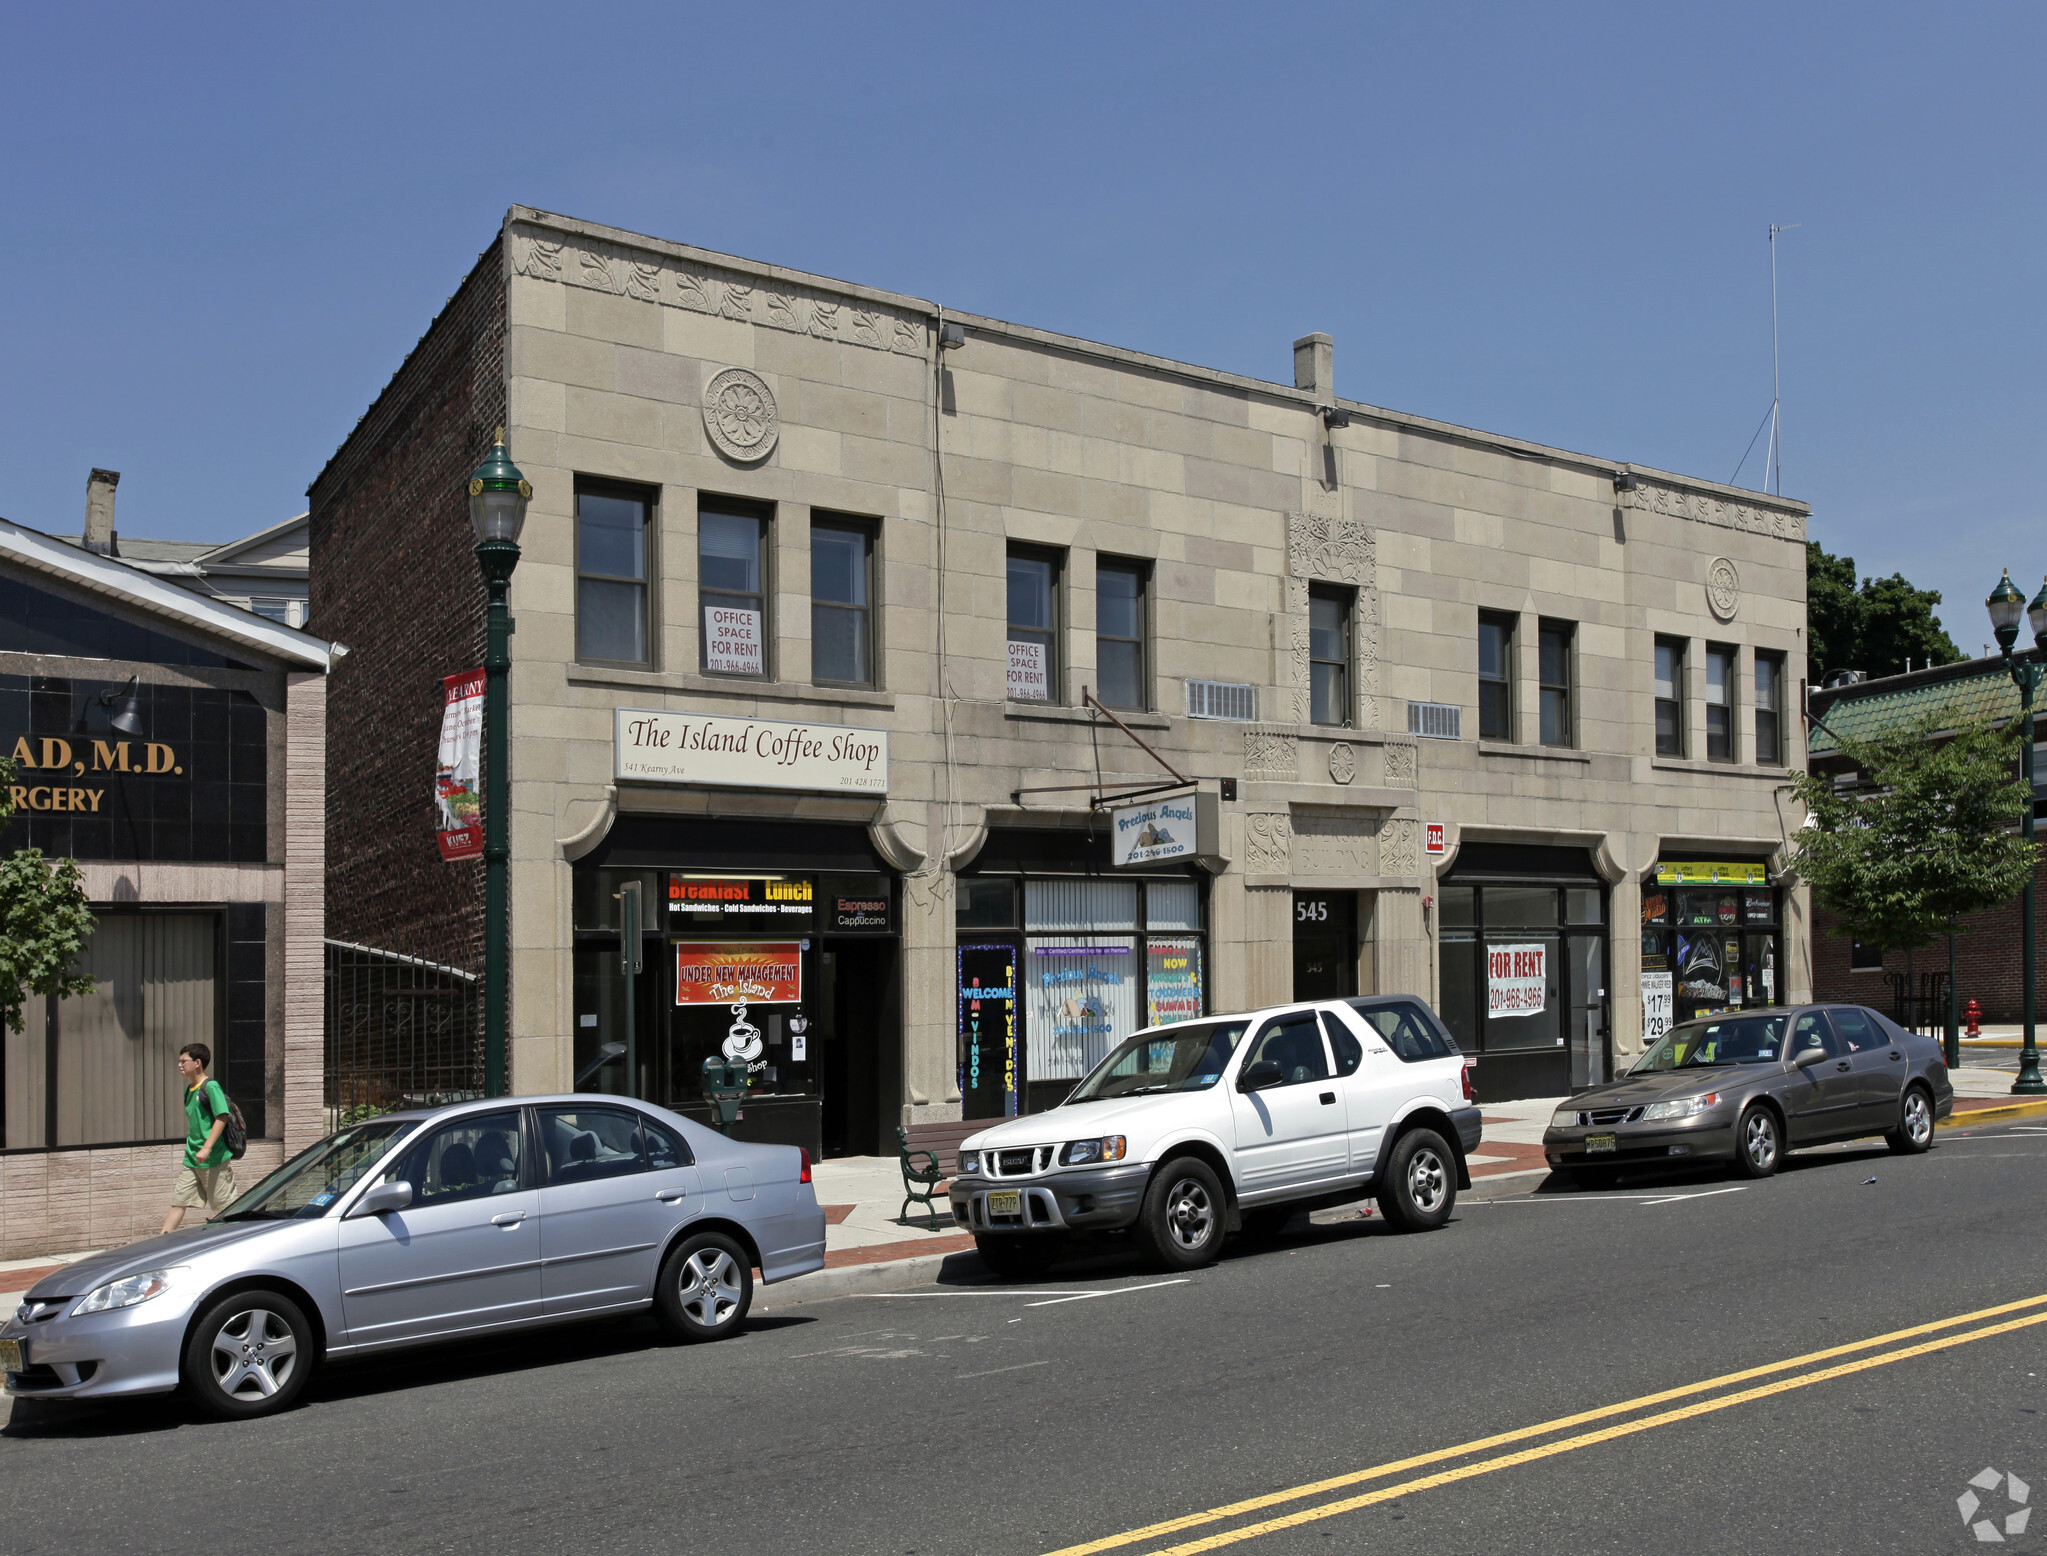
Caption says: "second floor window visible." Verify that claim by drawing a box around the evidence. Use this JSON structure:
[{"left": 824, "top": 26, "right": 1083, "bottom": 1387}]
[
  {"left": 700, "top": 504, "right": 768, "bottom": 677},
  {"left": 1007, "top": 546, "right": 1059, "bottom": 701},
  {"left": 1096, "top": 559, "right": 1147, "bottom": 710},
  {"left": 576, "top": 484, "right": 652, "bottom": 666},
  {"left": 1309, "top": 586, "right": 1352, "bottom": 727},
  {"left": 1538, "top": 621, "right": 1573, "bottom": 747},
  {"left": 811, "top": 520, "right": 873, "bottom": 686},
  {"left": 1754, "top": 653, "right": 1784, "bottom": 765},
  {"left": 1655, "top": 637, "right": 1686, "bottom": 756},
  {"left": 1478, "top": 612, "right": 1514, "bottom": 741},
  {"left": 1705, "top": 645, "right": 1736, "bottom": 762}
]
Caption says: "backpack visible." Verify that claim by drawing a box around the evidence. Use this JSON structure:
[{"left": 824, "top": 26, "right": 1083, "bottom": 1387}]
[{"left": 210, "top": 1085, "right": 248, "bottom": 1160}]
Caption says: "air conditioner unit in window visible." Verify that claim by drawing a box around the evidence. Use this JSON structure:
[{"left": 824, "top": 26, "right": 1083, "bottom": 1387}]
[
  {"left": 1407, "top": 701, "right": 1462, "bottom": 740},
  {"left": 1186, "top": 680, "right": 1256, "bottom": 721}
]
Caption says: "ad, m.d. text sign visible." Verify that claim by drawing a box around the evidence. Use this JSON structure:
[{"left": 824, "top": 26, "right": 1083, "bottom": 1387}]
[{"left": 615, "top": 709, "right": 888, "bottom": 794}]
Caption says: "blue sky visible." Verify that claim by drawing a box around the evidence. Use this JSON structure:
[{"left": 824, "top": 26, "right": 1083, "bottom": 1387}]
[{"left": 4, "top": 3, "right": 2039, "bottom": 650}]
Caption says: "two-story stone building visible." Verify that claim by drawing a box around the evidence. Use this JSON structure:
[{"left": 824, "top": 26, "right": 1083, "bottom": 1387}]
[{"left": 311, "top": 206, "right": 1812, "bottom": 1153}]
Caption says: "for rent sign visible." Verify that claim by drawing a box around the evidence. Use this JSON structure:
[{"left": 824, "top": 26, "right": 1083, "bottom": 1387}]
[
  {"left": 615, "top": 709, "right": 888, "bottom": 794},
  {"left": 1487, "top": 942, "right": 1548, "bottom": 1018}
]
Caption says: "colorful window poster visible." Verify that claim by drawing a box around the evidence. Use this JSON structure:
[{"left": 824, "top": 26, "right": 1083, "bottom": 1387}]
[
  {"left": 1146, "top": 937, "right": 1203, "bottom": 1027},
  {"left": 1026, "top": 938, "right": 1137, "bottom": 1080},
  {"left": 672, "top": 943, "right": 802, "bottom": 1005},
  {"left": 958, "top": 945, "right": 1018, "bottom": 1120}
]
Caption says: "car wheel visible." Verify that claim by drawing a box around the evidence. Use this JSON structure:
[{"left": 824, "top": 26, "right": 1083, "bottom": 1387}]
[
  {"left": 1377, "top": 1128, "right": 1456, "bottom": 1232},
  {"left": 653, "top": 1231, "right": 753, "bottom": 1343},
  {"left": 1886, "top": 1086, "right": 1935, "bottom": 1154},
  {"left": 182, "top": 1288, "right": 315, "bottom": 1420},
  {"left": 1134, "top": 1158, "right": 1226, "bottom": 1271},
  {"left": 974, "top": 1235, "right": 1066, "bottom": 1280},
  {"left": 1732, "top": 1104, "right": 1782, "bottom": 1179}
]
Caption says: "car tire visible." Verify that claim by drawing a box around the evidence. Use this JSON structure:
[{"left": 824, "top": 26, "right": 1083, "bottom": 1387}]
[
  {"left": 1377, "top": 1128, "right": 1456, "bottom": 1232},
  {"left": 1732, "top": 1104, "right": 1783, "bottom": 1179},
  {"left": 182, "top": 1288, "right": 316, "bottom": 1420},
  {"left": 653, "top": 1231, "right": 753, "bottom": 1343},
  {"left": 1885, "top": 1086, "right": 1936, "bottom": 1155},
  {"left": 974, "top": 1235, "right": 1066, "bottom": 1280},
  {"left": 1134, "top": 1158, "right": 1226, "bottom": 1271}
]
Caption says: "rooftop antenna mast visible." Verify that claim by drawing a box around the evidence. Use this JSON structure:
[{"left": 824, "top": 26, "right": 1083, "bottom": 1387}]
[{"left": 1765, "top": 223, "right": 1800, "bottom": 496}]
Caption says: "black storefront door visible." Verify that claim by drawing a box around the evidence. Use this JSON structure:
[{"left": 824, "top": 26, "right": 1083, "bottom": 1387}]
[
  {"left": 1293, "top": 891, "right": 1357, "bottom": 1001},
  {"left": 817, "top": 937, "right": 896, "bottom": 1158}
]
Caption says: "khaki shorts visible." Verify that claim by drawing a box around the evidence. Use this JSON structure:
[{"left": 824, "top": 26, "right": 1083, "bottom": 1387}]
[{"left": 171, "top": 1162, "right": 237, "bottom": 1215}]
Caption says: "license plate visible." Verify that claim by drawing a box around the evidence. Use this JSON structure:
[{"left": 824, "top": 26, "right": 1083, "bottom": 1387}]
[
  {"left": 0, "top": 1339, "right": 21, "bottom": 1373},
  {"left": 1585, "top": 1134, "right": 1618, "bottom": 1154},
  {"left": 986, "top": 1190, "right": 1022, "bottom": 1217}
]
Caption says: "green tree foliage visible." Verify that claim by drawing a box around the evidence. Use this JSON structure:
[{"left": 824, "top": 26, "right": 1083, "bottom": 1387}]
[
  {"left": 1790, "top": 713, "right": 2035, "bottom": 953},
  {"left": 0, "top": 756, "right": 97, "bottom": 1034},
  {"left": 1806, "top": 540, "right": 1962, "bottom": 682}
]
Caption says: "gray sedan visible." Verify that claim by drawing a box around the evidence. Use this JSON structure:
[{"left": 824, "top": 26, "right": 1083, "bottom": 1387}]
[
  {"left": 1, "top": 1094, "right": 825, "bottom": 1418},
  {"left": 1543, "top": 1004, "right": 1955, "bottom": 1184}
]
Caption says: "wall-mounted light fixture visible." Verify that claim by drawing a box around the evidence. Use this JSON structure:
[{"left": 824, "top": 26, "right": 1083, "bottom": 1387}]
[
  {"left": 1614, "top": 472, "right": 1639, "bottom": 492},
  {"left": 939, "top": 322, "right": 966, "bottom": 350},
  {"left": 1320, "top": 406, "right": 1351, "bottom": 429}
]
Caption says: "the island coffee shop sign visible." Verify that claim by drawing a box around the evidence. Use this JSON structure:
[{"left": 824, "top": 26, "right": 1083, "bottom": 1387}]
[{"left": 615, "top": 709, "right": 889, "bottom": 795}]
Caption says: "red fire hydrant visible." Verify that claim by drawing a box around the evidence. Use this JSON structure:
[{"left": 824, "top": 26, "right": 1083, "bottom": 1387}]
[{"left": 1965, "top": 998, "right": 1982, "bottom": 1039}]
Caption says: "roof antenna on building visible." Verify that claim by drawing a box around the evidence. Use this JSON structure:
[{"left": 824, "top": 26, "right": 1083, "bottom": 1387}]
[{"left": 1765, "top": 224, "right": 1800, "bottom": 497}]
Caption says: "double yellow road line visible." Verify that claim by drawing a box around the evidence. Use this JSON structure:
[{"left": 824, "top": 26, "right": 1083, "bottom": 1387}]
[{"left": 1048, "top": 1291, "right": 2047, "bottom": 1555}]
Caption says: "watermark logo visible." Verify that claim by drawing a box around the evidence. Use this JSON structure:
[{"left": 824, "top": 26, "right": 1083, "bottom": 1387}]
[{"left": 1960, "top": 1467, "right": 2031, "bottom": 1543}]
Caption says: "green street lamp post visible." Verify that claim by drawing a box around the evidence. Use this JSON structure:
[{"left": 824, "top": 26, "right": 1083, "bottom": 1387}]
[
  {"left": 469, "top": 430, "right": 530, "bottom": 1098},
  {"left": 1986, "top": 568, "right": 2047, "bottom": 1095}
]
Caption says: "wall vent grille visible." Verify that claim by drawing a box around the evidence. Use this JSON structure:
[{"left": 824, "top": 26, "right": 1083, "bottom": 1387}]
[
  {"left": 1186, "top": 680, "right": 1257, "bottom": 721},
  {"left": 1407, "top": 701, "right": 1463, "bottom": 740}
]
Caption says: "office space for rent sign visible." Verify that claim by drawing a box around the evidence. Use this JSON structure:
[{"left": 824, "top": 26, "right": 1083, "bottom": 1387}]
[
  {"left": 1487, "top": 942, "right": 1548, "bottom": 1018},
  {"left": 616, "top": 709, "right": 887, "bottom": 793}
]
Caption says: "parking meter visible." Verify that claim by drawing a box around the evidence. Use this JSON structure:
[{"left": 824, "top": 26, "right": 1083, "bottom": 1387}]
[{"left": 700, "top": 1056, "right": 750, "bottom": 1133}]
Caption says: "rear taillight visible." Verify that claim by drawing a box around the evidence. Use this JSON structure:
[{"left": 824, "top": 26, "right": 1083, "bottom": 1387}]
[
  {"left": 799, "top": 1147, "right": 812, "bottom": 1184},
  {"left": 1461, "top": 1063, "right": 1475, "bottom": 1102}
]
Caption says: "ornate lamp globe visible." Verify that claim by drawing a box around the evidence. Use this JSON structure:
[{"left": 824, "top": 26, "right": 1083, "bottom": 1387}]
[
  {"left": 468, "top": 428, "right": 531, "bottom": 546},
  {"left": 2027, "top": 576, "right": 2047, "bottom": 646},
  {"left": 1987, "top": 568, "right": 2026, "bottom": 653}
]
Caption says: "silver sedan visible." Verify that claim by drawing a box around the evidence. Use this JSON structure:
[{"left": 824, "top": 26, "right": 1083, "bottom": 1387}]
[{"left": 1, "top": 1094, "right": 825, "bottom": 1418}]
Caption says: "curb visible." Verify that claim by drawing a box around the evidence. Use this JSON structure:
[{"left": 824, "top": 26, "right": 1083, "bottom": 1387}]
[
  {"left": 756, "top": 1248, "right": 985, "bottom": 1309},
  {"left": 1941, "top": 1097, "right": 2047, "bottom": 1129}
]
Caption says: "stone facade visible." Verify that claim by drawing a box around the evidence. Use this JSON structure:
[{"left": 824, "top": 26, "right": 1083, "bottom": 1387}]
[{"left": 314, "top": 207, "right": 1812, "bottom": 1128}]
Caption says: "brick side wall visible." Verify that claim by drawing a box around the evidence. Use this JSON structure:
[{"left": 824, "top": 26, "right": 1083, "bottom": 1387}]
[
  {"left": 310, "top": 239, "right": 506, "bottom": 972},
  {"left": 1812, "top": 856, "right": 2047, "bottom": 1022},
  {"left": 0, "top": 1140, "right": 285, "bottom": 1261}
]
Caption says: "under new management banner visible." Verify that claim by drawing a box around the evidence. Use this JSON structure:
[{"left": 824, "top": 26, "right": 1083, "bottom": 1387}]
[{"left": 615, "top": 709, "right": 888, "bottom": 794}]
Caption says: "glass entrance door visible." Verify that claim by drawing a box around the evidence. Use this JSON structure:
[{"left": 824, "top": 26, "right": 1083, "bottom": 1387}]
[
  {"left": 1293, "top": 891, "right": 1357, "bottom": 1001},
  {"left": 1568, "top": 935, "right": 1607, "bottom": 1088}
]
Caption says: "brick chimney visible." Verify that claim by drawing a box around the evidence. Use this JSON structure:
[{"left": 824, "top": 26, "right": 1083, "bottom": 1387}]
[{"left": 83, "top": 468, "right": 120, "bottom": 556}]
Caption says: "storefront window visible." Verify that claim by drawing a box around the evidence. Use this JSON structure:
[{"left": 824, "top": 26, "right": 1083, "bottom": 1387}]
[
  {"left": 959, "top": 873, "right": 1207, "bottom": 1118},
  {"left": 1435, "top": 875, "right": 1607, "bottom": 1096},
  {"left": 1646, "top": 862, "right": 1780, "bottom": 1028}
]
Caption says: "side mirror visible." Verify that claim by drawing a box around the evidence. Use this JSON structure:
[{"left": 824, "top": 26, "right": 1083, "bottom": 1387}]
[
  {"left": 1791, "top": 1046, "right": 1829, "bottom": 1068},
  {"left": 1238, "top": 1059, "right": 1284, "bottom": 1092},
  {"left": 347, "top": 1180, "right": 413, "bottom": 1218}
]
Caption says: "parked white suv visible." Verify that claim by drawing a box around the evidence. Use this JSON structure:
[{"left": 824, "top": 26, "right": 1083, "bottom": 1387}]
[{"left": 948, "top": 996, "right": 1480, "bottom": 1278}]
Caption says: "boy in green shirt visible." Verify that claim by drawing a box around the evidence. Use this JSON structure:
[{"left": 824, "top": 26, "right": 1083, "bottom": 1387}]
[{"left": 163, "top": 1043, "right": 236, "bottom": 1233}]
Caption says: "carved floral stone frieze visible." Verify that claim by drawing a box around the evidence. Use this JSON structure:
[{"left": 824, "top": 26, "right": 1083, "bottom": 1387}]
[
  {"left": 1379, "top": 817, "right": 1420, "bottom": 877},
  {"left": 1243, "top": 728, "right": 1298, "bottom": 780},
  {"left": 1245, "top": 811, "right": 1292, "bottom": 873},
  {"left": 1287, "top": 513, "right": 1376, "bottom": 586},
  {"left": 1624, "top": 480, "right": 1805, "bottom": 544},
  {"left": 1383, "top": 742, "right": 1418, "bottom": 789},
  {"left": 510, "top": 227, "right": 929, "bottom": 360}
]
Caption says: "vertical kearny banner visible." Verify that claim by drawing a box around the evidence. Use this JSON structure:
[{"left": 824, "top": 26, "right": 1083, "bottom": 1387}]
[
  {"left": 435, "top": 670, "right": 484, "bottom": 862},
  {"left": 615, "top": 709, "right": 888, "bottom": 794}
]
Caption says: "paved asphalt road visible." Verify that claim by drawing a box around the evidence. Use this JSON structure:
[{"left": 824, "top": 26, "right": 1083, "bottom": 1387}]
[{"left": 8, "top": 1120, "right": 2047, "bottom": 1556}]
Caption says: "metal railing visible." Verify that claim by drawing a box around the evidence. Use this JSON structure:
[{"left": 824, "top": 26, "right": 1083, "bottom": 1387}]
[
  {"left": 1883, "top": 968, "right": 1951, "bottom": 1038},
  {"left": 323, "top": 939, "right": 483, "bottom": 1132}
]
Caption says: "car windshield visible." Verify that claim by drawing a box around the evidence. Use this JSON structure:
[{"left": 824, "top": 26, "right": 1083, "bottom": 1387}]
[
  {"left": 1068, "top": 1021, "right": 1249, "bottom": 1102},
  {"left": 216, "top": 1119, "right": 416, "bottom": 1221},
  {"left": 1630, "top": 1014, "right": 1791, "bottom": 1073}
]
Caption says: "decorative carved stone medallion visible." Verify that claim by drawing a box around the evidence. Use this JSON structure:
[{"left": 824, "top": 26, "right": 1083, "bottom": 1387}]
[
  {"left": 1327, "top": 742, "right": 1356, "bottom": 785},
  {"left": 702, "top": 368, "right": 780, "bottom": 463},
  {"left": 1706, "top": 557, "right": 1741, "bottom": 622}
]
